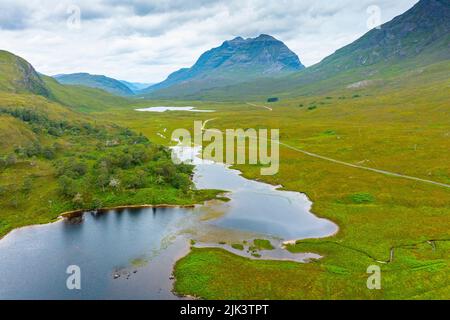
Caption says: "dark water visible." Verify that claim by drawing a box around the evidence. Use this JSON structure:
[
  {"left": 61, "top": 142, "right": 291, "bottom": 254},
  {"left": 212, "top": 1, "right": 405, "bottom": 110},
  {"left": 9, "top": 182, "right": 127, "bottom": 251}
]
[
  {"left": 0, "top": 208, "right": 191, "bottom": 299},
  {"left": 0, "top": 146, "right": 337, "bottom": 299}
]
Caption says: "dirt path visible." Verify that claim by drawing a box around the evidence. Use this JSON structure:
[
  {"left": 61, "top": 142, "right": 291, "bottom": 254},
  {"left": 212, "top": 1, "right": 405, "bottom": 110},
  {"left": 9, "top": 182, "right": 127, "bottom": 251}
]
[{"left": 246, "top": 102, "right": 272, "bottom": 111}]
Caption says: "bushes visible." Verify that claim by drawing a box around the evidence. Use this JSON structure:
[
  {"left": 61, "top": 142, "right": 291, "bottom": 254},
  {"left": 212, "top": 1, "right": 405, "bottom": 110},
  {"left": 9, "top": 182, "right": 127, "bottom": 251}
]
[
  {"left": 0, "top": 152, "right": 22, "bottom": 168},
  {"left": 2, "top": 106, "right": 196, "bottom": 203},
  {"left": 58, "top": 175, "right": 78, "bottom": 197},
  {"left": 349, "top": 192, "right": 375, "bottom": 204},
  {"left": 55, "top": 160, "right": 88, "bottom": 179}
]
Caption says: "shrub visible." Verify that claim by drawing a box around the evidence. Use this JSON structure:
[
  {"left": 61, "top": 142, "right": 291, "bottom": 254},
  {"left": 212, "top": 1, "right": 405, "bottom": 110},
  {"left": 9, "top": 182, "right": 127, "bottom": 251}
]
[
  {"left": 267, "top": 97, "right": 279, "bottom": 103},
  {"left": 42, "top": 147, "right": 56, "bottom": 160},
  {"left": 0, "top": 157, "right": 6, "bottom": 169},
  {"left": 6, "top": 154, "right": 17, "bottom": 166},
  {"left": 349, "top": 192, "right": 375, "bottom": 204},
  {"left": 231, "top": 243, "right": 244, "bottom": 250},
  {"left": 253, "top": 239, "right": 274, "bottom": 250},
  {"left": 58, "top": 175, "right": 78, "bottom": 197}
]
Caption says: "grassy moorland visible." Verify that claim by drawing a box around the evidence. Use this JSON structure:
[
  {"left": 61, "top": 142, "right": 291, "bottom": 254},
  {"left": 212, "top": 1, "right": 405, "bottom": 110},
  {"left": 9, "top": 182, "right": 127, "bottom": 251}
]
[
  {"left": 90, "top": 60, "right": 450, "bottom": 299},
  {"left": 0, "top": 91, "right": 219, "bottom": 239}
]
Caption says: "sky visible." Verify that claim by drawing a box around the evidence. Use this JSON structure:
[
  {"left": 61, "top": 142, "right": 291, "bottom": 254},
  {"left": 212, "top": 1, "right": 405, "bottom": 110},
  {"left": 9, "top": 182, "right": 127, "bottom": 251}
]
[{"left": 0, "top": 0, "right": 419, "bottom": 83}]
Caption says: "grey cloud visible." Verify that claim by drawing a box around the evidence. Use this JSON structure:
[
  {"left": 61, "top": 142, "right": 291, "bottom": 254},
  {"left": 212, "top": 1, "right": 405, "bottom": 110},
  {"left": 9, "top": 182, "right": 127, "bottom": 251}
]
[
  {"left": 0, "top": 2, "right": 32, "bottom": 30},
  {"left": 0, "top": 0, "right": 419, "bottom": 82}
]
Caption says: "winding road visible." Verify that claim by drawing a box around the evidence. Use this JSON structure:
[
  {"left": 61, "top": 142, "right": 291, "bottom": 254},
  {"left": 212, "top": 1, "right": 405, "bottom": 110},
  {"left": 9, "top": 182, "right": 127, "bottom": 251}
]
[{"left": 201, "top": 116, "right": 450, "bottom": 189}]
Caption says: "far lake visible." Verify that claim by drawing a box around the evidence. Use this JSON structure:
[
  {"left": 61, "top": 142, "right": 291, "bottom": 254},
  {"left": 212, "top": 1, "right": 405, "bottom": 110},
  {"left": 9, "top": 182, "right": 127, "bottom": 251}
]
[{"left": 135, "top": 106, "right": 215, "bottom": 113}]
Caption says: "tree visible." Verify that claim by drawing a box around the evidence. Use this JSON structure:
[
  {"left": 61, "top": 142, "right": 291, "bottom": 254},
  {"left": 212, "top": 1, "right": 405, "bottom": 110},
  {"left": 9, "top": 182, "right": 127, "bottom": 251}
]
[
  {"left": 91, "top": 198, "right": 103, "bottom": 210},
  {"left": 72, "top": 193, "right": 84, "bottom": 207},
  {"left": 109, "top": 177, "right": 121, "bottom": 190},
  {"left": 96, "top": 162, "right": 110, "bottom": 192},
  {"left": 58, "top": 175, "right": 77, "bottom": 197},
  {"left": 170, "top": 173, "right": 191, "bottom": 191},
  {"left": 22, "top": 178, "right": 32, "bottom": 194},
  {"left": 42, "top": 147, "right": 55, "bottom": 160},
  {"left": 126, "top": 170, "right": 146, "bottom": 189},
  {"left": 6, "top": 154, "right": 17, "bottom": 167},
  {"left": 0, "top": 157, "right": 6, "bottom": 169},
  {"left": 155, "top": 175, "right": 165, "bottom": 185}
]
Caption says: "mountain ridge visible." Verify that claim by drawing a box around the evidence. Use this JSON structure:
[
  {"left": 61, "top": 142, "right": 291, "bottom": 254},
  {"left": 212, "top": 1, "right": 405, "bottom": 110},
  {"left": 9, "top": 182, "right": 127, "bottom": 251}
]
[
  {"left": 140, "top": 34, "right": 304, "bottom": 95},
  {"left": 145, "top": 0, "right": 450, "bottom": 100},
  {"left": 53, "top": 73, "right": 134, "bottom": 96}
]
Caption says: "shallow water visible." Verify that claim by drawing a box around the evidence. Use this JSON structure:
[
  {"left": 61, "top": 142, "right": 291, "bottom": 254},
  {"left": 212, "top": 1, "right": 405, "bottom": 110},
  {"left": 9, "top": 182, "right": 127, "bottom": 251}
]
[
  {"left": 135, "top": 106, "right": 215, "bottom": 113},
  {"left": 0, "top": 146, "right": 337, "bottom": 299}
]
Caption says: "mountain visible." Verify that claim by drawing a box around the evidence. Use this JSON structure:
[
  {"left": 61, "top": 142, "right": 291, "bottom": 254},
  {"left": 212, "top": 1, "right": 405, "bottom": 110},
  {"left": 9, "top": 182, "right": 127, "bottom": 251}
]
[
  {"left": 141, "top": 34, "right": 304, "bottom": 97},
  {"left": 0, "top": 50, "right": 51, "bottom": 97},
  {"left": 0, "top": 50, "right": 132, "bottom": 112},
  {"left": 53, "top": 73, "right": 134, "bottom": 96},
  {"left": 147, "top": 0, "right": 450, "bottom": 100},
  {"left": 119, "top": 80, "right": 153, "bottom": 93},
  {"left": 313, "top": 0, "right": 450, "bottom": 73}
]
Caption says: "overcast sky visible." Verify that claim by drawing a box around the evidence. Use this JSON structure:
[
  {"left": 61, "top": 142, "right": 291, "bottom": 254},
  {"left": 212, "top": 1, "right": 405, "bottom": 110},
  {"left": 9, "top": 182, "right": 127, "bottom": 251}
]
[{"left": 0, "top": 0, "right": 419, "bottom": 83}]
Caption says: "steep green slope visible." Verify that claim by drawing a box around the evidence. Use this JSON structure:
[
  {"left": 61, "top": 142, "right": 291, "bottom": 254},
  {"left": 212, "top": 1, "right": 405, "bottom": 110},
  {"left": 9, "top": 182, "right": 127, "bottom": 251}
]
[
  {"left": 43, "top": 76, "right": 132, "bottom": 112},
  {"left": 54, "top": 73, "right": 134, "bottom": 96},
  {"left": 0, "top": 50, "right": 50, "bottom": 97}
]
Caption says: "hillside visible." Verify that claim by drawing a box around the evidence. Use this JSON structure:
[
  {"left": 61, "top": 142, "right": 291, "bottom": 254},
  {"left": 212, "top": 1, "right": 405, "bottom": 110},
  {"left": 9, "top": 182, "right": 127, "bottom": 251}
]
[
  {"left": 141, "top": 34, "right": 304, "bottom": 97},
  {"left": 119, "top": 80, "right": 153, "bottom": 93},
  {"left": 54, "top": 73, "right": 134, "bottom": 96},
  {"left": 0, "top": 50, "right": 50, "bottom": 97},
  {"left": 0, "top": 52, "right": 218, "bottom": 238}
]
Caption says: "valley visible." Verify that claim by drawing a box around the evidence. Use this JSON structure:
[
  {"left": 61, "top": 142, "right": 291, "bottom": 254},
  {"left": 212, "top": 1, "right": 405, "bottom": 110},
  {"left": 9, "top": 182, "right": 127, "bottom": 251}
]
[{"left": 0, "top": 0, "right": 449, "bottom": 301}]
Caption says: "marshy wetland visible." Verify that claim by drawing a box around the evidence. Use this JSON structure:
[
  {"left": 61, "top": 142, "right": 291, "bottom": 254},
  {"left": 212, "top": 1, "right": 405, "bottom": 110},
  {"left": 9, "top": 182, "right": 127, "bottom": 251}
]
[{"left": 0, "top": 145, "right": 336, "bottom": 299}]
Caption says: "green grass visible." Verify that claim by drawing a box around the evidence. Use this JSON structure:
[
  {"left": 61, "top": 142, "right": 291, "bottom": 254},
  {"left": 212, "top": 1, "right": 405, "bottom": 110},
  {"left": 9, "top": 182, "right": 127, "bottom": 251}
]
[
  {"left": 231, "top": 243, "right": 244, "bottom": 251},
  {"left": 348, "top": 192, "right": 375, "bottom": 204},
  {"left": 252, "top": 239, "right": 275, "bottom": 250}
]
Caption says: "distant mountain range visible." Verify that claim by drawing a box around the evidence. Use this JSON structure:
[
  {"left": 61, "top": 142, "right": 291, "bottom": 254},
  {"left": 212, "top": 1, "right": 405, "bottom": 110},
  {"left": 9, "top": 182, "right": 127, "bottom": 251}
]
[
  {"left": 144, "top": 0, "right": 450, "bottom": 100},
  {"left": 2, "top": 0, "right": 449, "bottom": 101},
  {"left": 53, "top": 73, "right": 135, "bottom": 96},
  {"left": 119, "top": 80, "right": 153, "bottom": 92}
]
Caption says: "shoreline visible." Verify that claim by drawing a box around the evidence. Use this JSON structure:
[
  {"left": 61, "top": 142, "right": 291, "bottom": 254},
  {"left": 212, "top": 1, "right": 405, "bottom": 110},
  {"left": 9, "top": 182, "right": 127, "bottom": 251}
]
[{"left": 0, "top": 202, "right": 200, "bottom": 242}]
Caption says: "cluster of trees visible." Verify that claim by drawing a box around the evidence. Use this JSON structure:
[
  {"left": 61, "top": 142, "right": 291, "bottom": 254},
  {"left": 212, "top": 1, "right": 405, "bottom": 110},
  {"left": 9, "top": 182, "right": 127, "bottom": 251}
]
[
  {"left": 54, "top": 132, "right": 194, "bottom": 208},
  {"left": 0, "top": 154, "right": 18, "bottom": 169},
  {"left": 14, "top": 141, "right": 61, "bottom": 160},
  {"left": 1, "top": 106, "right": 195, "bottom": 210},
  {"left": 0, "top": 107, "right": 108, "bottom": 138}
]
